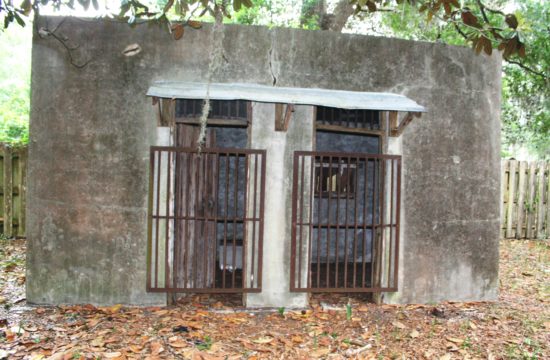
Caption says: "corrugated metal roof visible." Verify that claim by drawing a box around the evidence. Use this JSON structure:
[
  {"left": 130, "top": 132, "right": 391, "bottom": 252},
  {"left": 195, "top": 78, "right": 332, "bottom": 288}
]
[{"left": 147, "top": 82, "right": 426, "bottom": 113}]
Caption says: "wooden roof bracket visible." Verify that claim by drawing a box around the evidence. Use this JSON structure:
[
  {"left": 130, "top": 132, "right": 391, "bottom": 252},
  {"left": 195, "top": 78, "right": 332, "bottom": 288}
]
[
  {"left": 275, "top": 103, "right": 295, "bottom": 131},
  {"left": 153, "top": 96, "right": 176, "bottom": 128},
  {"left": 389, "top": 111, "right": 422, "bottom": 137}
]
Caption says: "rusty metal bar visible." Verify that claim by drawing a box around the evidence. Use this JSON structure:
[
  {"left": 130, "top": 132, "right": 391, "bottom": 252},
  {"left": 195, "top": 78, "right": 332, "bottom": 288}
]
[
  {"left": 202, "top": 153, "right": 208, "bottom": 289},
  {"left": 232, "top": 155, "right": 239, "bottom": 288},
  {"left": 257, "top": 151, "right": 267, "bottom": 290},
  {"left": 343, "top": 156, "right": 351, "bottom": 288},
  {"left": 242, "top": 154, "right": 249, "bottom": 288},
  {"left": 326, "top": 156, "right": 333, "bottom": 288},
  {"left": 352, "top": 155, "right": 360, "bottom": 288},
  {"left": 165, "top": 151, "right": 171, "bottom": 289},
  {"left": 222, "top": 154, "right": 230, "bottom": 288},
  {"left": 290, "top": 153, "right": 299, "bottom": 290},
  {"left": 183, "top": 152, "right": 191, "bottom": 289},
  {"left": 307, "top": 155, "right": 315, "bottom": 289},
  {"left": 146, "top": 148, "right": 155, "bottom": 291},
  {"left": 298, "top": 155, "right": 306, "bottom": 288},
  {"left": 394, "top": 159, "right": 401, "bottom": 289},
  {"left": 155, "top": 150, "right": 162, "bottom": 288},
  {"left": 368, "top": 159, "right": 376, "bottom": 288},
  {"left": 193, "top": 153, "right": 200, "bottom": 288},
  {"left": 212, "top": 153, "right": 220, "bottom": 288},
  {"left": 388, "top": 159, "right": 394, "bottom": 287},
  {"left": 334, "top": 157, "right": 340, "bottom": 288},
  {"left": 316, "top": 156, "right": 322, "bottom": 288},
  {"left": 251, "top": 153, "right": 258, "bottom": 287}
]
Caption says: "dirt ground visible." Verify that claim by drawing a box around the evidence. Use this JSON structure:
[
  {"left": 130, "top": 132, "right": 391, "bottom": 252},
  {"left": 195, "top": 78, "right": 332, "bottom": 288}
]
[{"left": 0, "top": 239, "right": 548, "bottom": 359}]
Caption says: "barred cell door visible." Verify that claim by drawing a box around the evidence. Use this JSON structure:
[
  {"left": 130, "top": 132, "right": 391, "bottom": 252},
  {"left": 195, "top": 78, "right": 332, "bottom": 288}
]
[
  {"left": 290, "top": 151, "right": 401, "bottom": 292},
  {"left": 147, "top": 134, "right": 266, "bottom": 293}
]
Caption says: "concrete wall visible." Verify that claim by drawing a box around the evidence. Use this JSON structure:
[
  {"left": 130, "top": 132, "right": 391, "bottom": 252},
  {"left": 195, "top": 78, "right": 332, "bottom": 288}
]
[
  {"left": 245, "top": 103, "right": 313, "bottom": 308},
  {"left": 28, "top": 16, "right": 501, "bottom": 305}
]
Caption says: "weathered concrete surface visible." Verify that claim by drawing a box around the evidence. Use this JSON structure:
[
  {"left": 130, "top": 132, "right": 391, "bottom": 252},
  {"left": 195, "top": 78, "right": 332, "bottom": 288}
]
[
  {"left": 28, "top": 16, "right": 500, "bottom": 305},
  {"left": 245, "top": 103, "right": 313, "bottom": 308}
]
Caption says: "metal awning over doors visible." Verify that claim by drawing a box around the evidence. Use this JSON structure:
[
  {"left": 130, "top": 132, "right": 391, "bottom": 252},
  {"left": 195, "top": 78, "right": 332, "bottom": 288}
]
[{"left": 147, "top": 82, "right": 427, "bottom": 113}]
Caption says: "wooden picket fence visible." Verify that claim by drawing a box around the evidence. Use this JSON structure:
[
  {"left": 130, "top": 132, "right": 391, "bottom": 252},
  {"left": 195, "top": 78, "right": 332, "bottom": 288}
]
[
  {"left": 0, "top": 144, "right": 27, "bottom": 238},
  {"left": 501, "top": 160, "right": 550, "bottom": 239}
]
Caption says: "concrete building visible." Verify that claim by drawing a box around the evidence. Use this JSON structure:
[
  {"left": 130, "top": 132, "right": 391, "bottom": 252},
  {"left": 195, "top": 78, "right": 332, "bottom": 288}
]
[{"left": 27, "top": 16, "right": 502, "bottom": 307}]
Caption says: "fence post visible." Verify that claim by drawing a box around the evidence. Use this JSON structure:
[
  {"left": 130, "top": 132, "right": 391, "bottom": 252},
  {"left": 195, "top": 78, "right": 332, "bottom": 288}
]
[
  {"left": 525, "top": 162, "right": 537, "bottom": 239},
  {"left": 500, "top": 161, "right": 507, "bottom": 238},
  {"left": 3, "top": 145, "right": 13, "bottom": 238},
  {"left": 536, "top": 162, "right": 546, "bottom": 239},
  {"left": 505, "top": 160, "right": 517, "bottom": 238},
  {"left": 18, "top": 147, "right": 27, "bottom": 237},
  {"left": 546, "top": 162, "right": 550, "bottom": 238},
  {"left": 515, "top": 161, "right": 527, "bottom": 239}
]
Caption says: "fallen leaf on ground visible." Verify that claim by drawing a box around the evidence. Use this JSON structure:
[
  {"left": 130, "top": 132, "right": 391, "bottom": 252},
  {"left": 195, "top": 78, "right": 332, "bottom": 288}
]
[
  {"left": 310, "top": 348, "right": 331, "bottom": 358},
  {"left": 392, "top": 321, "right": 406, "bottom": 329},
  {"left": 102, "top": 352, "right": 122, "bottom": 359},
  {"left": 252, "top": 336, "right": 274, "bottom": 344},
  {"left": 446, "top": 337, "right": 464, "bottom": 344}
]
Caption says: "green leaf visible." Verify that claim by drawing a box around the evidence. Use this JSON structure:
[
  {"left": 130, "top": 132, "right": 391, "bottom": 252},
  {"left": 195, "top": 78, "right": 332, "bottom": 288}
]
[{"left": 13, "top": 12, "right": 25, "bottom": 27}]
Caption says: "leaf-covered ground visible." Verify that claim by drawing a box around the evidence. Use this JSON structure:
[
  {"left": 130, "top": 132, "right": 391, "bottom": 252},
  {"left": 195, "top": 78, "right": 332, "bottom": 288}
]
[{"left": 0, "top": 239, "right": 548, "bottom": 359}]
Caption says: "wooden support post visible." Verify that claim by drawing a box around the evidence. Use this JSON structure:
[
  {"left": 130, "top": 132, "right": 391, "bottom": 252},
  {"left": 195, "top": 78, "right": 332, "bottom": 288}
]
[
  {"left": 389, "top": 112, "right": 421, "bottom": 137},
  {"left": 3, "top": 145, "right": 12, "bottom": 238},
  {"left": 275, "top": 103, "right": 294, "bottom": 131},
  {"left": 389, "top": 111, "right": 398, "bottom": 133},
  {"left": 160, "top": 98, "right": 176, "bottom": 127}
]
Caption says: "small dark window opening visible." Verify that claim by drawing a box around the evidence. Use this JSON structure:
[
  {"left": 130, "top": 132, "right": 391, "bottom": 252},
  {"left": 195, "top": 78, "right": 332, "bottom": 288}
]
[
  {"left": 315, "top": 160, "right": 357, "bottom": 198},
  {"left": 176, "top": 99, "right": 249, "bottom": 120},
  {"left": 316, "top": 106, "right": 380, "bottom": 130}
]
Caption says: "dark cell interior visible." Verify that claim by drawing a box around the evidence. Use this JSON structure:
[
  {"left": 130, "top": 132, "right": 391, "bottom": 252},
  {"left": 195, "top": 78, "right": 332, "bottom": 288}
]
[
  {"left": 176, "top": 99, "right": 248, "bottom": 120},
  {"left": 174, "top": 120, "right": 251, "bottom": 290},
  {"left": 316, "top": 106, "right": 381, "bottom": 130},
  {"left": 303, "top": 110, "right": 381, "bottom": 290}
]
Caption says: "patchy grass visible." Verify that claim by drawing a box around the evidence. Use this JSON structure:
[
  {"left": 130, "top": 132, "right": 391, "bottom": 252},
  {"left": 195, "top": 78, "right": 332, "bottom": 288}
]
[{"left": 0, "top": 239, "right": 548, "bottom": 359}]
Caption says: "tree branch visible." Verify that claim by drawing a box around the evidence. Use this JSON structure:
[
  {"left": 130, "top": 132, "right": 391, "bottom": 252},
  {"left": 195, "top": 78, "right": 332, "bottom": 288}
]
[
  {"left": 505, "top": 59, "right": 547, "bottom": 80},
  {"left": 476, "top": 0, "right": 491, "bottom": 24},
  {"left": 453, "top": 22, "right": 469, "bottom": 40},
  {"left": 327, "top": 0, "right": 355, "bottom": 31}
]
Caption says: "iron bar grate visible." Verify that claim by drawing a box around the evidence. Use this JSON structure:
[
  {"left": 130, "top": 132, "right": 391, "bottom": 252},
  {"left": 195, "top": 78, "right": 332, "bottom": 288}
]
[
  {"left": 290, "top": 151, "right": 400, "bottom": 292},
  {"left": 147, "top": 146, "right": 266, "bottom": 293}
]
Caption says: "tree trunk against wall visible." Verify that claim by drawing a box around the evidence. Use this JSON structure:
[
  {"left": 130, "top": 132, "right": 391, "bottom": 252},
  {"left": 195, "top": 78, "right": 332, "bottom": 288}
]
[
  {"left": 302, "top": 0, "right": 355, "bottom": 31},
  {"left": 174, "top": 125, "right": 217, "bottom": 291}
]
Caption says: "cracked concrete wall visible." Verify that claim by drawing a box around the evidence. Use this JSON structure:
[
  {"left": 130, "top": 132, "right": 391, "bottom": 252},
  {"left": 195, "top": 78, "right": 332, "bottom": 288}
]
[{"left": 28, "top": 16, "right": 500, "bottom": 305}]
